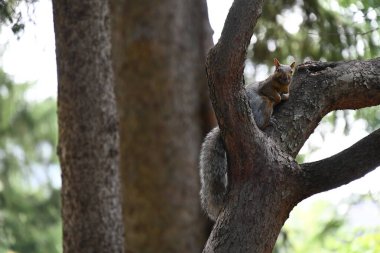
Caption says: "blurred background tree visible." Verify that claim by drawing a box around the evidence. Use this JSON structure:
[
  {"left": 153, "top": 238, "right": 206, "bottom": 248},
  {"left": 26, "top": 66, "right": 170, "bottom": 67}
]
[{"left": 0, "top": 69, "right": 60, "bottom": 253}]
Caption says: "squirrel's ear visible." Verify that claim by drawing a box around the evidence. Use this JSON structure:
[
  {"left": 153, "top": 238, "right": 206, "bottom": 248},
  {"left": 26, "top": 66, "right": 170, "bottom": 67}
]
[
  {"left": 290, "top": 62, "right": 296, "bottom": 69},
  {"left": 274, "top": 58, "right": 280, "bottom": 68}
]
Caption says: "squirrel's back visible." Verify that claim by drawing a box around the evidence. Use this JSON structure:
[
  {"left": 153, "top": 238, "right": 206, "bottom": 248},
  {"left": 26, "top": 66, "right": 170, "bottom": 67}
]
[{"left": 246, "top": 83, "right": 275, "bottom": 129}]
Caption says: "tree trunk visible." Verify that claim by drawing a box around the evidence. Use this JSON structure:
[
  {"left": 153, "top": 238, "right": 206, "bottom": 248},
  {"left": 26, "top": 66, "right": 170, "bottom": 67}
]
[
  {"left": 202, "top": 0, "right": 380, "bottom": 252},
  {"left": 53, "top": 1, "right": 124, "bottom": 252},
  {"left": 111, "top": 0, "right": 213, "bottom": 252}
]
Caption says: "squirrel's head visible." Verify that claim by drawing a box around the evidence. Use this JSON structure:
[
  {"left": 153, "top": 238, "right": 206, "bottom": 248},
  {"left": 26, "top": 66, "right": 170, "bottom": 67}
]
[{"left": 273, "top": 58, "right": 295, "bottom": 85}]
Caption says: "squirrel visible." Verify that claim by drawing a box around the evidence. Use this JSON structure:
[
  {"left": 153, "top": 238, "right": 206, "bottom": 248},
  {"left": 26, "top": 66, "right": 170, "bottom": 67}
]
[{"left": 199, "top": 58, "right": 295, "bottom": 221}]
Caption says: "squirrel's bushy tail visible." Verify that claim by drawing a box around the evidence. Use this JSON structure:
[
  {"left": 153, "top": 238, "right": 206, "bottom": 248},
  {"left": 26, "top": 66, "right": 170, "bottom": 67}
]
[{"left": 199, "top": 127, "right": 227, "bottom": 221}]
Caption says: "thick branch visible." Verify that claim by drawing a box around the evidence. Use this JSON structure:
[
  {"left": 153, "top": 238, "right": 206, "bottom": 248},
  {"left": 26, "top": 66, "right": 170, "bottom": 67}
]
[
  {"left": 206, "top": 0, "right": 265, "bottom": 177},
  {"left": 207, "top": 0, "right": 264, "bottom": 125},
  {"left": 300, "top": 128, "right": 380, "bottom": 197},
  {"left": 266, "top": 58, "right": 380, "bottom": 157},
  {"left": 208, "top": 0, "right": 264, "bottom": 79}
]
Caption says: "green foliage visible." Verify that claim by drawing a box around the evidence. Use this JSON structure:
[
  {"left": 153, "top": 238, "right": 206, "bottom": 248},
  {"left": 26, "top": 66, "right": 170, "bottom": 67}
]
[
  {"left": 250, "top": 0, "right": 380, "bottom": 66},
  {"left": 0, "top": 0, "right": 38, "bottom": 34},
  {"left": 274, "top": 194, "right": 380, "bottom": 252},
  {"left": 0, "top": 69, "right": 61, "bottom": 253},
  {"left": 355, "top": 105, "right": 380, "bottom": 131},
  {"left": 336, "top": 230, "right": 380, "bottom": 253}
]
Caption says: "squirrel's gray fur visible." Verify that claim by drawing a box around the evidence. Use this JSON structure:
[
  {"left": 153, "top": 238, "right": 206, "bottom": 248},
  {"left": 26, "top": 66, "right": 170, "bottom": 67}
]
[
  {"left": 199, "top": 127, "right": 227, "bottom": 221},
  {"left": 199, "top": 87, "right": 267, "bottom": 221}
]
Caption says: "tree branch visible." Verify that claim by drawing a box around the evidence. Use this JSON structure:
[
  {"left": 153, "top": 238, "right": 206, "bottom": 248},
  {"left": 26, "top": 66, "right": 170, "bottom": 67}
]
[
  {"left": 206, "top": 0, "right": 265, "bottom": 132},
  {"left": 205, "top": 0, "right": 265, "bottom": 174},
  {"left": 300, "top": 128, "right": 380, "bottom": 197},
  {"left": 266, "top": 58, "right": 380, "bottom": 157}
]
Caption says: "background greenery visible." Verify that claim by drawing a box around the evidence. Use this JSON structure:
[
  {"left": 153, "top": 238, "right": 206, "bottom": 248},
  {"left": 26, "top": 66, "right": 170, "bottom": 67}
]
[
  {"left": 0, "top": 69, "right": 60, "bottom": 253},
  {"left": 250, "top": 0, "right": 380, "bottom": 65}
]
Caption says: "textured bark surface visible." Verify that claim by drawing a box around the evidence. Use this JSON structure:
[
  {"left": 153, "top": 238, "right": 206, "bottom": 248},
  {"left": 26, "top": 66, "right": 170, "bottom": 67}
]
[
  {"left": 203, "top": 0, "right": 380, "bottom": 252},
  {"left": 267, "top": 58, "right": 380, "bottom": 156},
  {"left": 53, "top": 1, "right": 124, "bottom": 252},
  {"left": 111, "top": 0, "right": 213, "bottom": 252}
]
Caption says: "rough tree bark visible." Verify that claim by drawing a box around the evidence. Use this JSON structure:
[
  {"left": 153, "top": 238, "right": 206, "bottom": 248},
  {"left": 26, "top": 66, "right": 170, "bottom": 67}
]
[
  {"left": 110, "top": 0, "right": 214, "bottom": 252},
  {"left": 203, "top": 0, "right": 380, "bottom": 252},
  {"left": 53, "top": 1, "right": 124, "bottom": 252}
]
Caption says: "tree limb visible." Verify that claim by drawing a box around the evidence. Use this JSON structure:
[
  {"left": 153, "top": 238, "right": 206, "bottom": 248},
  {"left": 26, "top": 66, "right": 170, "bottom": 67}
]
[
  {"left": 205, "top": 0, "right": 265, "bottom": 176},
  {"left": 300, "top": 128, "right": 380, "bottom": 197},
  {"left": 266, "top": 58, "right": 380, "bottom": 157}
]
